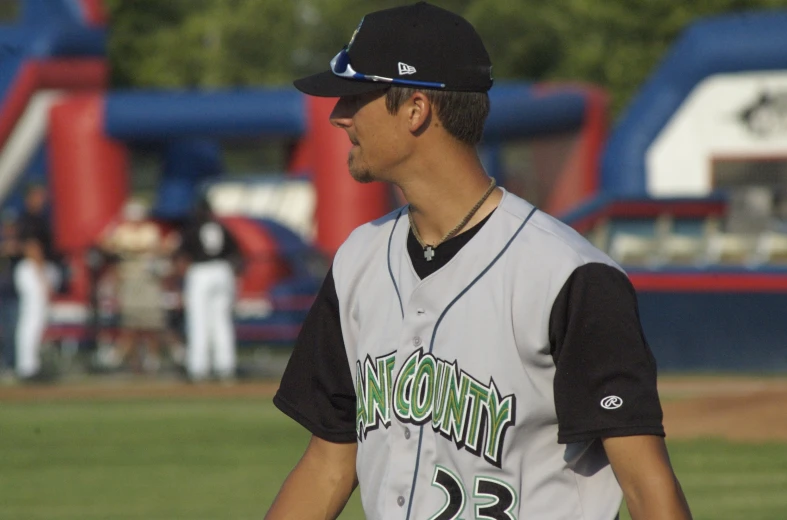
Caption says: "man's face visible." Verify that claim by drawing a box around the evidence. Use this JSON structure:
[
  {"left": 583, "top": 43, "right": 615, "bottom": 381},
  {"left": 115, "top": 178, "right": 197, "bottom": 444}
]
[
  {"left": 329, "top": 90, "right": 408, "bottom": 183},
  {"left": 26, "top": 187, "right": 47, "bottom": 213}
]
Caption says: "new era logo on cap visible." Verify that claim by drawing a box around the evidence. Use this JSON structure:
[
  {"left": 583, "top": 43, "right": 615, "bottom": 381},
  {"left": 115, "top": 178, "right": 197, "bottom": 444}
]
[{"left": 398, "top": 62, "right": 416, "bottom": 75}]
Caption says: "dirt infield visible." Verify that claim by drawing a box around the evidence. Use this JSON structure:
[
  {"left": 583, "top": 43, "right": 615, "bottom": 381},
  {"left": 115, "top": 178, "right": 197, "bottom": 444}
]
[
  {"left": 659, "top": 376, "right": 787, "bottom": 442},
  {"left": 1, "top": 375, "right": 785, "bottom": 443}
]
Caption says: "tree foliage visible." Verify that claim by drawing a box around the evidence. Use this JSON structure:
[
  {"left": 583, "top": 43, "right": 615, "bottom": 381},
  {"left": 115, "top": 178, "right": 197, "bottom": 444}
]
[{"left": 105, "top": 0, "right": 787, "bottom": 114}]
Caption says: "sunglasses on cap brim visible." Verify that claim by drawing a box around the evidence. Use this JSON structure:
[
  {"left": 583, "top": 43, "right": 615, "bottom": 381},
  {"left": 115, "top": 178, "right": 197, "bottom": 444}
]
[{"left": 330, "top": 46, "right": 446, "bottom": 90}]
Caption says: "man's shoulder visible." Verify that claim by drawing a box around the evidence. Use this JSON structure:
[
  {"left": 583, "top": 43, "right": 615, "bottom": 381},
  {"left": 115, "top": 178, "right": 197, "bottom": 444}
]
[
  {"left": 500, "top": 192, "right": 619, "bottom": 270},
  {"left": 332, "top": 206, "right": 406, "bottom": 291},
  {"left": 336, "top": 206, "right": 406, "bottom": 256}
]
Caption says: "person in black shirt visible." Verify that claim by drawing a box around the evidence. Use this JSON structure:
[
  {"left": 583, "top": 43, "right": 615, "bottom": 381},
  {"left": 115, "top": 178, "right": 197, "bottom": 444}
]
[
  {"left": 13, "top": 184, "right": 60, "bottom": 379},
  {"left": 178, "top": 197, "right": 240, "bottom": 382}
]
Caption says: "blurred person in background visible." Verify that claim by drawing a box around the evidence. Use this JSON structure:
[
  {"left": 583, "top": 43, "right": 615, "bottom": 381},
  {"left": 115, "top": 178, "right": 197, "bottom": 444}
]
[
  {"left": 160, "top": 248, "right": 188, "bottom": 369},
  {"left": 178, "top": 197, "right": 240, "bottom": 383},
  {"left": 101, "top": 199, "right": 168, "bottom": 373},
  {"left": 91, "top": 250, "right": 122, "bottom": 369},
  {"left": 0, "top": 209, "right": 19, "bottom": 380},
  {"left": 14, "top": 184, "right": 60, "bottom": 380}
]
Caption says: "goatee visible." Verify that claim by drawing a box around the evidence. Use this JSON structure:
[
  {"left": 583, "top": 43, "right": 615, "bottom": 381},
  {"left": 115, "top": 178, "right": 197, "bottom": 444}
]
[{"left": 348, "top": 156, "right": 374, "bottom": 184}]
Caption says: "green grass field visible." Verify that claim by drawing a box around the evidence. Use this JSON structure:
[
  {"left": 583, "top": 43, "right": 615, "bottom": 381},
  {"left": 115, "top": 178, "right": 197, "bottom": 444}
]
[{"left": 0, "top": 394, "right": 785, "bottom": 519}]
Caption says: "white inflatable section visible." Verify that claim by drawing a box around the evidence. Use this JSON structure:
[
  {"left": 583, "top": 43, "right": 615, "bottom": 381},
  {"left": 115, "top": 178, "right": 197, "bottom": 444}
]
[
  {"left": 647, "top": 72, "right": 787, "bottom": 197},
  {"left": 206, "top": 178, "right": 316, "bottom": 241},
  {"left": 0, "top": 90, "right": 63, "bottom": 203}
]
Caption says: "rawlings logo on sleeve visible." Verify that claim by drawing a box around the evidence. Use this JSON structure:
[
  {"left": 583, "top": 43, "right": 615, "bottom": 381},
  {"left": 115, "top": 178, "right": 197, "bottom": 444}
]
[{"left": 355, "top": 350, "right": 516, "bottom": 468}]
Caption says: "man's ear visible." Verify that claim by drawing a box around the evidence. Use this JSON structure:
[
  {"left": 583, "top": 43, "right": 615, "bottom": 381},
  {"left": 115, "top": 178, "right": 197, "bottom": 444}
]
[{"left": 406, "top": 91, "right": 432, "bottom": 135}]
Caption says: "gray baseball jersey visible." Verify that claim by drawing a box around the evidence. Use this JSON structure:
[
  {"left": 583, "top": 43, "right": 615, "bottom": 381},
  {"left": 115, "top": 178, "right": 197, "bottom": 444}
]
[{"left": 275, "top": 189, "right": 664, "bottom": 519}]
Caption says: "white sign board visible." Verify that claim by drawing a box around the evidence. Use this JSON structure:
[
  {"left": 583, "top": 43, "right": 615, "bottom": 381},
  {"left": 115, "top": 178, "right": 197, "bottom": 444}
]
[{"left": 647, "top": 71, "right": 787, "bottom": 196}]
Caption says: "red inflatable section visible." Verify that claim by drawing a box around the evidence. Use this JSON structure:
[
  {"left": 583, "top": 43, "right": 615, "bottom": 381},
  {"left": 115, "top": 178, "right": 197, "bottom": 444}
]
[
  {"left": 535, "top": 84, "right": 608, "bottom": 216},
  {"left": 286, "top": 131, "right": 312, "bottom": 175},
  {"left": 220, "top": 216, "right": 290, "bottom": 296},
  {"left": 0, "top": 59, "right": 106, "bottom": 146},
  {"left": 80, "top": 0, "right": 107, "bottom": 25},
  {"left": 307, "top": 96, "right": 390, "bottom": 256},
  {"left": 49, "top": 94, "right": 128, "bottom": 253}
]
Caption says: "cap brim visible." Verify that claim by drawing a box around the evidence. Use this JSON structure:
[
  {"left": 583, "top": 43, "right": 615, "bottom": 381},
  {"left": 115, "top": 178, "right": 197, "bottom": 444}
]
[{"left": 293, "top": 70, "right": 390, "bottom": 97}]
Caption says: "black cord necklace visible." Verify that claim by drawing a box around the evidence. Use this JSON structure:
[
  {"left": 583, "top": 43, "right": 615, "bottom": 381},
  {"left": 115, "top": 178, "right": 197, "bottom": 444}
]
[{"left": 408, "top": 178, "right": 497, "bottom": 262}]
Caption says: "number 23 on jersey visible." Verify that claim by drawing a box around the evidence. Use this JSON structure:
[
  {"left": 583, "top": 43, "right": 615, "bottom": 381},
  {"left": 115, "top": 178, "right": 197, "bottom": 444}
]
[{"left": 430, "top": 466, "right": 517, "bottom": 520}]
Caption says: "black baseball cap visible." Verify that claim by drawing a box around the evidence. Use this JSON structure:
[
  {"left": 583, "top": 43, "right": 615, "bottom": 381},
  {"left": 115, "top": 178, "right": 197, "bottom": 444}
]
[{"left": 294, "top": 2, "right": 493, "bottom": 97}]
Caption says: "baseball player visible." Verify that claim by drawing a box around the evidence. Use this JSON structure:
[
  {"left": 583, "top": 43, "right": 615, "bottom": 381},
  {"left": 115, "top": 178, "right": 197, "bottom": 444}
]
[
  {"left": 178, "top": 197, "right": 240, "bottom": 382},
  {"left": 14, "top": 184, "right": 60, "bottom": 380},
  {"left": 268, "top": 3, "right": 692, "bottom": 520}
]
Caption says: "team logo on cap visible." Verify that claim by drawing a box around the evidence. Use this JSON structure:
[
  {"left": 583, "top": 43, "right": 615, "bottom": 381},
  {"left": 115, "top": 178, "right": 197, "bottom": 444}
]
[{"left": 398, "top": 62, "right": 416, "bottom": 75}]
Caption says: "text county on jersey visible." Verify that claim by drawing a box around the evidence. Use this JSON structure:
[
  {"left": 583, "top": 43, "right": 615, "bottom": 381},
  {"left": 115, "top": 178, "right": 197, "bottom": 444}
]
[{"left": 355, "top": 350, "right": 516, "bottom": 468}]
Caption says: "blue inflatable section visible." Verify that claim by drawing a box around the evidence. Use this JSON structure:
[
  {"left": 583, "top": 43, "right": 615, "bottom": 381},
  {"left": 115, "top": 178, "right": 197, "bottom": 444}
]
[
  {"left": 485, "top": 83, "right": 587, "bottom": 142},
  {"left": 255, "top": 217, "right": 324, "bottom": 280},
  {"left": 104, "top": 83, "right": 590, "bottom": 143},
  {"left": 105, "top": 89, "right": 306, "bottom": 140},
  {"left": 153, "top": 140, "right": 223, "bottom": 219},
  {"left": 24, "top": 0, "right": 90, "bottom": 26},
  {"left": 601, "top": 11, "right": 787, "bottom": 195},
  {"left": 0, "top": 0, "right": 104, "bottom": 106}
]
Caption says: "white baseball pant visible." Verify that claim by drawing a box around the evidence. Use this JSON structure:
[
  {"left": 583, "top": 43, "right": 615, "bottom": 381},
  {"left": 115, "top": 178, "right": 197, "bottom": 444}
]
[
  {"left": 184, "top": 260, "right": 236, "bottom": 380},
  {"left": 14, "top": 259, "right": 59, "bottom": 377}
]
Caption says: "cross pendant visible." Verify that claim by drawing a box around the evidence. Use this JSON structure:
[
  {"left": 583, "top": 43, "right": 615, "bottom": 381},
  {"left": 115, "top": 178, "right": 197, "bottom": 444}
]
[{"left": 424, "top": 246, "right": 435, "bottom": 262}]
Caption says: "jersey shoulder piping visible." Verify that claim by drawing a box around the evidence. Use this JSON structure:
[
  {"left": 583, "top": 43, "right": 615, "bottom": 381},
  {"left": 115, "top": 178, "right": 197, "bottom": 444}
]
[{"left": 387, "top": 208, "right": 406, "bottom": 319}]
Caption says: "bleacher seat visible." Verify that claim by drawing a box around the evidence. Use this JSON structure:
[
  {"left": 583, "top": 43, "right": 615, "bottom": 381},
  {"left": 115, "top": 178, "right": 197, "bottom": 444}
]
[
  {"left": 752, "top": 230, "right": 787, "bottom": 265},
  {"left": 704, "top": 232, "right": 755, "bottom": 265},
  {"left": 657, "top": 234, "right": 705, "bottom": 266},
  {"left": 609, "top": 233, "right": 657, "bottom": 266}
]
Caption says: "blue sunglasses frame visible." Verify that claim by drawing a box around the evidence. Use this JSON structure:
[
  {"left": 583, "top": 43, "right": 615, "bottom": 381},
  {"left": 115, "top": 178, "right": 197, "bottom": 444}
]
[{"left": 330, "top": 46, "right": 446, "bottom": 90}]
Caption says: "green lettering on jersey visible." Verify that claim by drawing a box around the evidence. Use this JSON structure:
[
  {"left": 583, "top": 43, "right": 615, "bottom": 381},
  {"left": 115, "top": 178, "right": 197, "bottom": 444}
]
[
  {"left": 412, "top": 354, "right": 436, "bottom": 422},
  {"left": 364, "top": 357, "right": 387, "bottom": 428},
  {"left": 440, "top": 363, "right": 471, "bottom": 441},
  {"left": 394, "top": 351, "right": 419, "bottom": 421},
  {"left": 356, "top": 353, "right": 397, "bottom": 439},
  {"left": 355, "top": 362, "right": 366, "bottom": 437},
  {"left": 465, "top": 379, "right": 490, "bottom": 451},
  {"left": 431, "top": 360, "right": 448, "bottom": 430},
  {"left": 384, "top": 355, "right": 397, "bottom": 404},
  {"left": 484, "top": 380, "right": 516, "bottom": 466},
  {"left": 355, "top": 349, "right": 517, "bottom": 469}
]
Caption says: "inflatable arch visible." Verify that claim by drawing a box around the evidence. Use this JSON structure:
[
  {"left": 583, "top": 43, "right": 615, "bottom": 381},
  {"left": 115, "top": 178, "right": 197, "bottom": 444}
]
[{"left": 602, "top": 11, "right": 787, "bottom": 196}]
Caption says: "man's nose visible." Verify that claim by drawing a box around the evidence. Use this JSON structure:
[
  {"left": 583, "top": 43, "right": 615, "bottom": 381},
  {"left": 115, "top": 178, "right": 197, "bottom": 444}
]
[{"left": 329, "top": 98, "right": 354, "bottom": 129}]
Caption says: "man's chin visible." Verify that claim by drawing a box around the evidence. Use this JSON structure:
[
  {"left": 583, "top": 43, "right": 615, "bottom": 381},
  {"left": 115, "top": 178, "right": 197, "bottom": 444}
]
[
  {"left": 348, "top": 160, "right": 375, "bottom": 183},
  {"left": 350, "top": 169, "right": 375, "bottom": 184}
]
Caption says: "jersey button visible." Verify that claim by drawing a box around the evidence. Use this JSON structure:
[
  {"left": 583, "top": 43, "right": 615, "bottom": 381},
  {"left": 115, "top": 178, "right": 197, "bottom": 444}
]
[
  {"left": 397, "top": 496, "right": 405, "bottom": 507},
  {"left": 404, "top": 428, "right": 411, "bottom": 439},
  {"left": 412, "top": 336, "right": 422, "bottom": 347}
]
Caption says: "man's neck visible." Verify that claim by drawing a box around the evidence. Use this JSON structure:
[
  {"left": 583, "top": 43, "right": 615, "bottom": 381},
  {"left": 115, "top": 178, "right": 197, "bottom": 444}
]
[{"left": 397, "top": 145, "right": 502, "bottom": 245}]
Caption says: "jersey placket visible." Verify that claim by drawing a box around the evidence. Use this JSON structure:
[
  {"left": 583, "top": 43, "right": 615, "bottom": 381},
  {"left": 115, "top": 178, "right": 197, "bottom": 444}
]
[
  {"left": 379, "top": 213, "right": 438, "bottom": 518},
  {"left": 380, "top": 203, "right": 538, "bottom": 520},
  {"left": 380, "top": 264, "right": 436, "bottom": 517}
]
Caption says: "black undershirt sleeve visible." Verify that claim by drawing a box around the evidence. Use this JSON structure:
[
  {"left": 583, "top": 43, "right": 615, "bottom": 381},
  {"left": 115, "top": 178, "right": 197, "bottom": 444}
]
[
  {"left": 273, "top": 267, "right": 357, "bottom": 443},
  {"left": 549, "top": 263, "right": 665, "bottom": 444}
]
